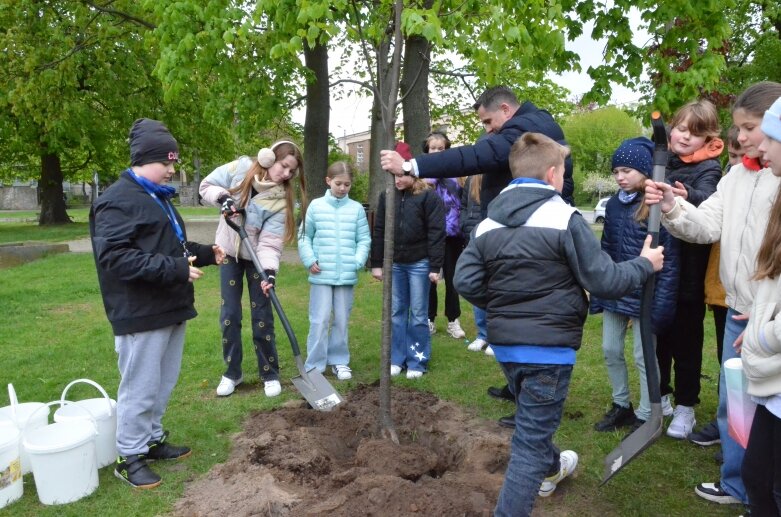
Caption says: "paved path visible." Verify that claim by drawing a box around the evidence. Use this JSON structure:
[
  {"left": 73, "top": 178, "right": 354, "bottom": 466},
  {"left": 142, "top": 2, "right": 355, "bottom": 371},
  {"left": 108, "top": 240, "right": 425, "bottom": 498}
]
[{"left": 68, "top": 219, "right": 302, "bottom": 264}]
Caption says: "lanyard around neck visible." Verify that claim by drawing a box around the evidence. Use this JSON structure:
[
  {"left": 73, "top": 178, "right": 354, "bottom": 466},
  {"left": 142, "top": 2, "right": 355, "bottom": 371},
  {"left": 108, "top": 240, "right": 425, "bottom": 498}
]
[{"left": 127, "top": 169, "right": 190, "bottom": 257}]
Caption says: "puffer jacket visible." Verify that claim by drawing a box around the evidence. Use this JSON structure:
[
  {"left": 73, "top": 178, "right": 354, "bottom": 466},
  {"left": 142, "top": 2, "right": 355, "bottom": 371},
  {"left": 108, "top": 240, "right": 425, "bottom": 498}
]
[
  {"left": 664, "top": 156, "right": 721, "bottom": 302},
  {"left": 298, "top": 190, "right": 371, "bottom": 285},
  {"left": 589, "top": 192, "right": 680, "bottom": 334},
  {"left": 370, "top": 187, "right": 445, "bottom": 272},
  {"left": 199, "top": 156, "right": 286, "bottom": 271},
  {"left": 742, "top": 274, "right": 781, "bottom": 397},
  {"left": 663, "top": 163, "right": 780, "bottom": 314}
]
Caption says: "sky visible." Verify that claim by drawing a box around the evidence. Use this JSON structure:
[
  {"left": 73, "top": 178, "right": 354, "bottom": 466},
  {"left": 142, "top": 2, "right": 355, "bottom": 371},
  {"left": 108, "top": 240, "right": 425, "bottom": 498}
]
[{"left": 292, "top": 15, "right": 649, "bottom": 137}]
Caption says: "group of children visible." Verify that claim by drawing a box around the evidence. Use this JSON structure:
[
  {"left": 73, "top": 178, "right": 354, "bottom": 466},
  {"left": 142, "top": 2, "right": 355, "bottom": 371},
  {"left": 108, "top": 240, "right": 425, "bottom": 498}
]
[{"left": 191, "top": 81, "right": 781, "bottom": 515}]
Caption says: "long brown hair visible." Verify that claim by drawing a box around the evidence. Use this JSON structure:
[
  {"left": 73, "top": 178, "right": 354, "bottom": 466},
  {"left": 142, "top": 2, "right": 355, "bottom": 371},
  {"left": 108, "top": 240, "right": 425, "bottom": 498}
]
[
  {"left": 469, "top": 174, "right": 483, "bottom": 204},
  {"left": 229, "top": 142, "right": 307, "bottom": 244},
  {"left": 755, "top": 182, "right": 781, "bottom": 280}
]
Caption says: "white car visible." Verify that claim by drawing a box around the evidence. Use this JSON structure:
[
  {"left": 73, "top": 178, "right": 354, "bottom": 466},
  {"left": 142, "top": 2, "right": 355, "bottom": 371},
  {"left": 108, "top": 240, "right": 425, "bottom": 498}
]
[{"left": 593, "top": 197, "right": 610, "bottom": 224}]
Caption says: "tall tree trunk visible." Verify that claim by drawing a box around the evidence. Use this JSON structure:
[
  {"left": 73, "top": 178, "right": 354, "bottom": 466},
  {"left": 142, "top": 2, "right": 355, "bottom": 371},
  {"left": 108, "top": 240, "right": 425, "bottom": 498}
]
[
  {"left": 368, "top": 94, "right": 385, "bottom": 210},
  {"left": 303, "top": 41, "right": 330, "bottom": 208},
  {"left": 400, "top": 34, "right": 431, "bottom": 151},
  {"left": 38, "top": 146, "right": 70, "bottom": 225}
]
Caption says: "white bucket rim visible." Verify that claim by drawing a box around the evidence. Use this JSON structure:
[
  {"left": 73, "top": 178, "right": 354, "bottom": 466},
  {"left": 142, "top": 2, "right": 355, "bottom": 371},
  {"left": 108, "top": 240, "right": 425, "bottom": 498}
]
[
  {"left": 0, "top": 426, "right": 19, "bottom": 449},
  {"left": 21, "top": 401, "right": 96, "bottom": 454},
  {"left": 59, "top": 379, "right": 113, "bottom": 418},
  {"left": 0, "top": 402, "right": 47, "bottom": 427},
  {"left": 54, "top": 398, "right": 115, "bottom": 423}
]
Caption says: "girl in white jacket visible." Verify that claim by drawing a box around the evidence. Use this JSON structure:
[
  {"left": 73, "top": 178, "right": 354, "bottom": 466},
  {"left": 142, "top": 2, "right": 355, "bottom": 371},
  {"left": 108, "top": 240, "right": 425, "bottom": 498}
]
[
  {"left": 645, "top": 82, "right": 781, "bottom": 506},
  {"left": 199, "top": 141, "right": 307, "bottom": 398},
  {"left": 298, "top": 161, "right": 370, "bottom": 379},
  {"left": 740, "top": 95, "right": 781, "bottom": 515}
]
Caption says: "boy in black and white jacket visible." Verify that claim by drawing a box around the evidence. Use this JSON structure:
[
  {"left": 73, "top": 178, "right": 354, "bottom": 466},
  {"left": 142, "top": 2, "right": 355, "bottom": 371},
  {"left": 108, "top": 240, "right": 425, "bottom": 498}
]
[{"left": 454, "top": 132, "right": 664, "bottom": 516}]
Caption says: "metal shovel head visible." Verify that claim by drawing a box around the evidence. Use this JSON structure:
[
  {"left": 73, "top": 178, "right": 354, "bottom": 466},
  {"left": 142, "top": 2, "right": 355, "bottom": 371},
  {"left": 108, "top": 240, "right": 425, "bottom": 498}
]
[
  {"left": 291, "top": 368, "right": 344, "bottom": 411},
  {"left": 601, "top": 403, "right": 663, "bottom": 484}
]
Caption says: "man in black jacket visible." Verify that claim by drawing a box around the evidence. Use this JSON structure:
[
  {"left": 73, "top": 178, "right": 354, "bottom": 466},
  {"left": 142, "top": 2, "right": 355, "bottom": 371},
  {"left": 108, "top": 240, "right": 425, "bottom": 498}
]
[
  {"left": 380, "top": 85, "right": 574, "bottom": 213},
  {"left": 90, "top": 118, "right": 225, "bottom": 489}
]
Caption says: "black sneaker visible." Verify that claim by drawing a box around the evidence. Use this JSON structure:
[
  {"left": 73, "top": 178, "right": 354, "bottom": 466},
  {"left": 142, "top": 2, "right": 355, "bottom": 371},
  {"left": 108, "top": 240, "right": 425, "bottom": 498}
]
[
  {"left": 114, "top": 454, "right": 161, "bottom": 489},
  {"left": 594, "top": 403, "right": 637, "bottom": 432},
  {"left": 146, "top": 431, "right": 191, "bottom": 461},
  {"left": 694, "top": 482, "right": 740, "bottom": 504},
  {"left": 688, "top": 420, "right": 720, "bottom": 446},
  {"left": 487, "top": 385, "right": 514, "bottom": 402}
]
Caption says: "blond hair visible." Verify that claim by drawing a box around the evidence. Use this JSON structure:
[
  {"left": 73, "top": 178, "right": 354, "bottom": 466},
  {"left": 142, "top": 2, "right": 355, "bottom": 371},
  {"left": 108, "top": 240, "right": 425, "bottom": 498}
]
[{"left": 509, "top": 133, "right": 569, "bottom": 180}]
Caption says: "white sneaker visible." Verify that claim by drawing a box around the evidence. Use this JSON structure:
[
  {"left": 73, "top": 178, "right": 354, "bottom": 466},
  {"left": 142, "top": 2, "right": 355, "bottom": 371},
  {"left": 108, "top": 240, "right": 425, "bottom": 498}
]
[
  {"left": 661, "top": 394, "right": 674, "bottom": 416},
  {"left": 390, "top": 365, "right": 402, "bottom": 377},
  {"left": 467, "top": 338, "right": 487, "bottom": 352},
  {"left": 446, "top": 319, "right": 466, "bottom": 339},
  {"left": 667, "top": 405, "right": 696, "bottom": 439},
  {"left": 539, "top": 450, "right": 578, "bottom": 497},
  {"left": 484, "top": 345, "right": 495, "bottom": 356},
  {"left": 406, "top": 370, "right": 423, "bottom": 379},
  {"left": 216, "top": 375, "right": 243, "bottom": 397},
  {"left": 264, "top": 380, "right": 282, "bottom": 397},
  {"left": 428, "top": 319, "right": 436, "bottom": 335},
  {"left": 331, "top": 364, "right": 352, "bottom": 380}
]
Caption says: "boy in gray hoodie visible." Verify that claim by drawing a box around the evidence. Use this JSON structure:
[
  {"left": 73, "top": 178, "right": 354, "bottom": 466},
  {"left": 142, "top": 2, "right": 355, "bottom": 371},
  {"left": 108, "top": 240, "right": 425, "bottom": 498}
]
[{"left": 455, "top": 132, "right": 664, "bottom": 516}]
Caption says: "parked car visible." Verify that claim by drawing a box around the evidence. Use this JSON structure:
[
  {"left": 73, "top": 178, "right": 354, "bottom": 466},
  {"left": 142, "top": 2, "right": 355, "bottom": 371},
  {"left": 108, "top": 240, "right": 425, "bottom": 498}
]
[{"left": 593, "top": 197, "right": 610, "bottom": 224}]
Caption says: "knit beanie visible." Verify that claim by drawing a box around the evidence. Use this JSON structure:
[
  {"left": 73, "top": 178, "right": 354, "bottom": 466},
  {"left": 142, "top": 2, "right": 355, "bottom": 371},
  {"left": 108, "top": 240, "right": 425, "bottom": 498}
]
[
  {"left": 129, "top": 118, "right": 180, "bottom": 166},
  {"left": 611, "top": 137, "right": 654, "bottom": 177},
  {"left": 395, "top": 141, "right": 413, "bottom": 160},
  {"left": 761, "top": 97, "right": 781, "bottom": 142}
]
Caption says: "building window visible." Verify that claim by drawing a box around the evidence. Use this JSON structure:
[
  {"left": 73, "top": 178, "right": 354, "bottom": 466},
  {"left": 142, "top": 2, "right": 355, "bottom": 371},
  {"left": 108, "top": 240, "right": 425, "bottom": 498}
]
[{"left": 356, "top": 144, "right": 364, "bottom": 165}]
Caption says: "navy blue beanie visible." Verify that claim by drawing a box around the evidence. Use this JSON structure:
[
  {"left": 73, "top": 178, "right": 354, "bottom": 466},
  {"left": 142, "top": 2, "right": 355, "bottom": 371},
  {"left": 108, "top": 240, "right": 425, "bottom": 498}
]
[{"left": 611, "top": 137, "right": 654, "bottom": 177}]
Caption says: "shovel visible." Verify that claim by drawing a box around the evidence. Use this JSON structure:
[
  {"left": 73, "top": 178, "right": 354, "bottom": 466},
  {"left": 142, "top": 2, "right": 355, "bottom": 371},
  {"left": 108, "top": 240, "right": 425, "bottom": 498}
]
[
  {"left": 223, "top": 208, "right": 343, "bottom": 411},
  {"left": 602, "top": 111, "right": 668, "bottom": 483}
]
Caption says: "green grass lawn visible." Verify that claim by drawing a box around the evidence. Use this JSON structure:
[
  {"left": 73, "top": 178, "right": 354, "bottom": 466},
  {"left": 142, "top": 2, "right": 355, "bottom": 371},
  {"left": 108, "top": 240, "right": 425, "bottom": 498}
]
[{"left": 0, "top": 249, "right": 735, "bottom": 516}]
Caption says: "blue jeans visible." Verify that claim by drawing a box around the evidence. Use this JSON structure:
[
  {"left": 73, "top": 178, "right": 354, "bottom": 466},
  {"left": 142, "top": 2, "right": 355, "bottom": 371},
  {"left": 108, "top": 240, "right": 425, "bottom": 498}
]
[
  {"left": 304, "top": 284, "right": 354, "bottom": 372},
  {"left": 391, "top": 259, "right": 431, "bottom": 372},
  {"left": 602, "top": 311, "right": 654, "bottom": 421},
  {"left": 718, "top": 308, "right": 748, "bottom": 503},
  {"left": 494, "top": 362, "right": 573, "bottom": 517},
  {"left": 473, "top": 305, "right": 487, "bottom": 341}
]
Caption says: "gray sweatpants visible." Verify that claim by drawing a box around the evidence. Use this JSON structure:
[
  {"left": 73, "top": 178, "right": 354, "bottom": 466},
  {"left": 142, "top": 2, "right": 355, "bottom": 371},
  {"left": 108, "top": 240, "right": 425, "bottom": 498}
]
[{"left": 114, "top": 323, "right": 186, "bottom": 456}]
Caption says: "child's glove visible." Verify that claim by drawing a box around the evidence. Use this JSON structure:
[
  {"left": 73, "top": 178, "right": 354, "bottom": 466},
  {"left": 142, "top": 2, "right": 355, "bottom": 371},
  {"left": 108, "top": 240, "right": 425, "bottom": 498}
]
[
  {"left": 263, "top": 269, "right": 276, "bottom": 288},
  {"left": 217, "top": 194, "right": 237, "bottom": 216}
]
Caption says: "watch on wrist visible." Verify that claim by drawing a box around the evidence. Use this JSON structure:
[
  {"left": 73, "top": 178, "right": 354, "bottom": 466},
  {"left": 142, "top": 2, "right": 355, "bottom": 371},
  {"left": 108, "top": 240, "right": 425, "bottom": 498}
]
[{"left": 401, "top": 160, "right": 412, "bottom": 175}]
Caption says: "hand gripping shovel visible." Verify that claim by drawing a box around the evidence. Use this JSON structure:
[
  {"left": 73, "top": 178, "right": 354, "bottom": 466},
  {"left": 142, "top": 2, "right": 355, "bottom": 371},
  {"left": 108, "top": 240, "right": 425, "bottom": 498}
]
[
  {"left": 223, "top": 209, "right": 343, "bottom": 411},
  {"left": 602, "top": 112, "right": 668, "bottom": 483}
]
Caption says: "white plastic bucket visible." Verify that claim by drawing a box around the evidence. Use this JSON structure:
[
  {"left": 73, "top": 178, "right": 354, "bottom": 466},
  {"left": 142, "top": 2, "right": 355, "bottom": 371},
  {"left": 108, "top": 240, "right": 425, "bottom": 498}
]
[
  {"left": 0, "top": 424, "right": 22, "bottom": 509},
  {"left": 0, "top": 384, "right": 48, "bottom": 474},
  {"left": 23, "top": 401, "right": 98, "bottom": 505},
  {"left": 54, "top": 379, "right": 117, "bottom": 468}
]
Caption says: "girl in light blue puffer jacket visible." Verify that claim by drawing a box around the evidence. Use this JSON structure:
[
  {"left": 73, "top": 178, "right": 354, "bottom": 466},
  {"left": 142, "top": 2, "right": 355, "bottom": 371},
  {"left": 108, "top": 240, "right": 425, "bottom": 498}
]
[{"left": 298, "top": 161, "right": 371, "bottom": 379}]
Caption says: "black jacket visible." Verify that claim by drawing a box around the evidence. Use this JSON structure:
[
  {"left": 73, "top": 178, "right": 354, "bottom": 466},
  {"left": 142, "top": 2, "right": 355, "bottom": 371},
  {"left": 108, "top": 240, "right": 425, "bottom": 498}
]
[
  {"left": 89, "top": 171, "right": 216, "bottom": 335},
  {"left": 665, "top": 156, "right": 721, "bottom": 302},
  {"left": 370, "top": 187, "right": 445, "bottom": 273},
  {"left": 459, "top": 176, "right": 483, "bottom": 242},
  {"left": 455, "top": 182, "right": 652, "bottom": 349},
  {"left": 415, "top": 101, "right": 574, "bottom": 214}
]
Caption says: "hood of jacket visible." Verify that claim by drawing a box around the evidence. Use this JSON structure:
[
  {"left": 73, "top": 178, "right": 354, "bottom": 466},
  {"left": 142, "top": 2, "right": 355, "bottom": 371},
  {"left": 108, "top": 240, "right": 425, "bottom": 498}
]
[{"left": 486, "top": 180, "right": 558, "bottom": 228}]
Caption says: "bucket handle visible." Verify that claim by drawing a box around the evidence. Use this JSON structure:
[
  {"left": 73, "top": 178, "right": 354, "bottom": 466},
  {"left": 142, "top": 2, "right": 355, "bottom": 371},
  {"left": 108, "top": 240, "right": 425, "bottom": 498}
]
[
  {"left": 7, "top": 384, "right": 19, "bottom": 423},
  {"left": 60, "top": 379, "right": 113, "bottom": 417},
  {"left": 23, "top": 400, "right": 97, "bottom": 438}
]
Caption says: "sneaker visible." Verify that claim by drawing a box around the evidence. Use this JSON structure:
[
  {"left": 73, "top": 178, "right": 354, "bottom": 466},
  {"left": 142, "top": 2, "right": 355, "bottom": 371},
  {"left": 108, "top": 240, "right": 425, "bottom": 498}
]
[
  {"left": 594, "top": 403, "right": 637, "bottom": 432},
  {"left": 624, "top": 418, "right": 646, "bottom": 438},
  {"left": 484, "top": 345, "right": 495, "bottom": 356},
  {"left": 467, "top": 338, "right": 487, "bottom": 352},
  {"left": 661, "top": 394, "right": 674, "bottom": 417},
  {"left": 667, "top": 405, "right": 696, "bottom": 439},
  {"left": 694, "top": 482, "right": 740, "bottom": 504},
  {"left": 688, "top": 420, "right": 720, "bottom": 446},
  {"left": 406, "top": 370, "right": 423, "bottom": 379},
  {"left": 264, "top": 380, "right": 282, "bottom": 397},
  {"left": 487, "top": 385, "right": 514, "bottom": 402},
  {"left": 331, "top": 364, "right": 352, "bottom": 380},
  {"left": 146, "top": 431, "right": 191, "bottom": 461},
  {"left": 390, "top": 365, "right": 402, "bottom": 376},
  {"left": 447, "top": 319, "right": 466, "bottom": 339},
  {"left": 498, "top": 414, "right": 515, "bottom": 428},
  {"left": 539, "top": 450, "right": 578, "bottom": 497},
  {"left": 428, "top": 319, "right": 436, "bottom": 335},
  {"left": 216, "top": 375, "right": 243, "bottom": 397},
  {"left": 114, "top": 454, "right": 161, "bottom": 489}
]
